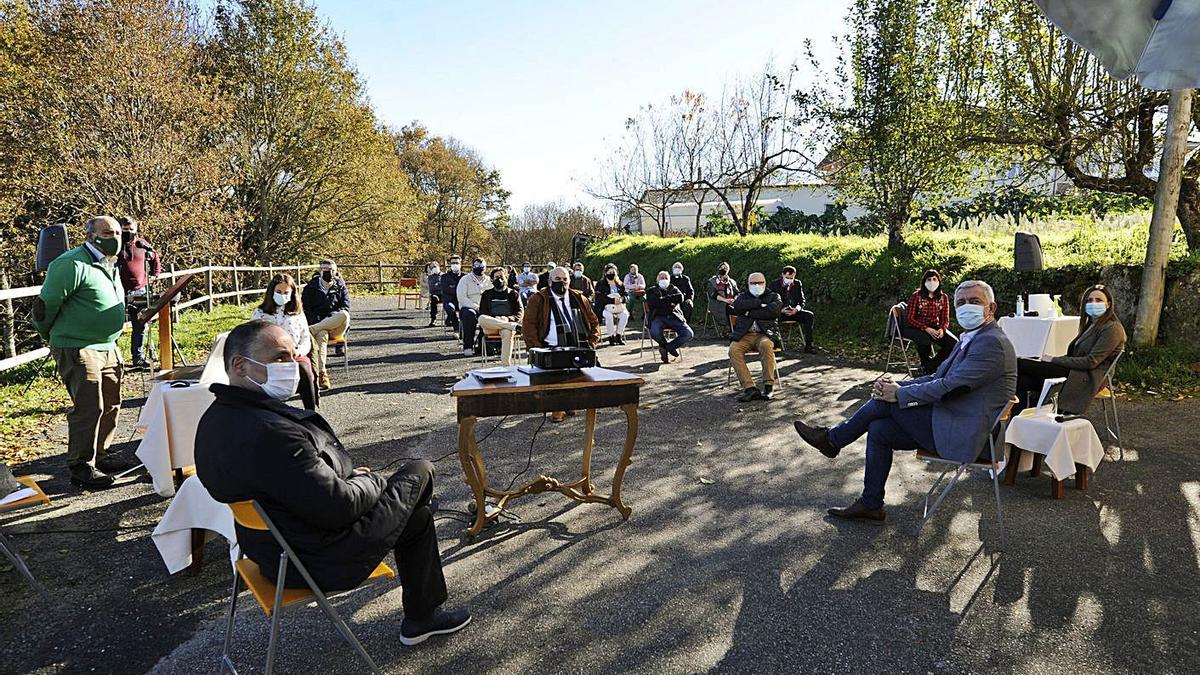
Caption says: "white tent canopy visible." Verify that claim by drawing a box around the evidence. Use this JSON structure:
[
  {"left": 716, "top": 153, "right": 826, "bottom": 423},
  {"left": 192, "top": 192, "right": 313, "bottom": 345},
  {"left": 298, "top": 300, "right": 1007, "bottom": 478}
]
[{"left": 1034, "top": 0, "right": 1200, "bottom": 90}]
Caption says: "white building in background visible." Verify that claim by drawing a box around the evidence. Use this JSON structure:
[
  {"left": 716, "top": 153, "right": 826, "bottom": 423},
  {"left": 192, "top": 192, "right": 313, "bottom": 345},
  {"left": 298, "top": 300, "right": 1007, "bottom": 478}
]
[{"left": 620, "top": 182, "right": 867, "bottom": 235}]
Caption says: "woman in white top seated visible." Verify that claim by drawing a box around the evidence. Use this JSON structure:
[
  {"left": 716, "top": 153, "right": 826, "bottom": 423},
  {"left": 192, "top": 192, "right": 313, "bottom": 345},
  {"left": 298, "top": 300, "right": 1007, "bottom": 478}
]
[{"left": 251, "top": 273, "right": 318, "bottom": 409}]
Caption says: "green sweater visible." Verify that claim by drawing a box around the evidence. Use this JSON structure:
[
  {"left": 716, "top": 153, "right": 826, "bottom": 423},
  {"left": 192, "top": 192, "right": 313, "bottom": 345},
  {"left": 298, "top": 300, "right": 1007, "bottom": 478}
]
[{"left": 33, "top": 244, "right": 125, "bottom": 351}]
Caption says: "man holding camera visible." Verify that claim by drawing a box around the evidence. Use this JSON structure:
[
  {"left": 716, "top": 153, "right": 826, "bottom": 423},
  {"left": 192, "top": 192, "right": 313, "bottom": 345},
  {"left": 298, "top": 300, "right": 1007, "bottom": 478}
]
[
  {"left": 33, "top": 216, "right": 136, "bottom": 489},
  {"left": 117, "top": 216, "right": 161, "bottom": 369}
]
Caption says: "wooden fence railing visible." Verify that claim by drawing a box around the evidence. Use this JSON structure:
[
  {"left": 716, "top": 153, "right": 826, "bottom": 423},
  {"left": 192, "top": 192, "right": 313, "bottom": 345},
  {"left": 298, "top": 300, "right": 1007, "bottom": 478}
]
[{"left": 0, "top": 260, "right": 430, "bottom": 373}]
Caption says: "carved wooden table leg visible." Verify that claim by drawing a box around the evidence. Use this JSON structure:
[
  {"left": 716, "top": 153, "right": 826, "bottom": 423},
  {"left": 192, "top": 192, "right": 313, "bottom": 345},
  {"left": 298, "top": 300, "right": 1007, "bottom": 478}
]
[
  {"left": 580, "top": 409, "right": 598, "bottom": 495},
  {"left": 1074, "top": 464, "right": 1089, "bottom": 491},
  {"left": 457, "top": 416, "right": 490, "bottom": 536},
  {"left": 609, "top": 403, "right": 638, "bottom": 519}
]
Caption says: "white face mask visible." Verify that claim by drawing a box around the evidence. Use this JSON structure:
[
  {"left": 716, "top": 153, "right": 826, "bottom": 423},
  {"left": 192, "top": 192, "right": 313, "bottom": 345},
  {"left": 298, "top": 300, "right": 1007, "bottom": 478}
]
[
  {"left": 523, "top": 266, "right": 531, "bottom": 273},
  {"left": 925, "top": 279, "right": 940, "bottom": 293},
  {"left": 430, "top": 267, "right": 440, "bottom": 275},
  {"left": 955, "top": 304, "right": 987, "bottom": 331},
  {"left": 749, "top": 284, "right": 765, "bottom": 297},
  {"left": 782, "top": 277, "right": 794, "bottom": 286},
  {"left": 244, "top": 358, "right": 300, "bottom": 400},
  {"left": 450, "top": 263, "right": 461, "bottom": 272},
  {"left": 574, "top": 270, "right": 583, "bottom": 278},
  {"left": 672, "top": 267, "right": 682, "bottom": 276},
  {"left": 273, "top": 292, "right": 291, "bottom": 307},
  {"left": 657, "top": 278, "right": 670, "bottom": 289}
]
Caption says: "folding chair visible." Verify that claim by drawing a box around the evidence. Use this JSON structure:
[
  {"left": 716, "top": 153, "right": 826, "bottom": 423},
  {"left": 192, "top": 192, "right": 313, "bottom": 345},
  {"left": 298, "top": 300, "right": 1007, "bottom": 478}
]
[
  {"left": 1094, "top": 351, "right": 1125, "bottom": 460},
  {"left": 396, "top": 278, "right": 420, "bottom": 310},
  {"left": 638, "top": 302, "right": 683, "bottom": 362},
  {"left": 886, "top": 303, "right": 919, "bottom": 378},
  {"left": 220, "top": 501, "right": 395, "bottom": 675},
  {"left": 327, "top": 324, "right": 350, "bottom": 374},
  {"left": 725, "top": 316, "right": 784, "bottom": 387},
  {"left": 915, "top": 396, "right": 1019, "bottom": 552},
  {"left": 0, "top": 476, "right": 52, "bottom": 600}
]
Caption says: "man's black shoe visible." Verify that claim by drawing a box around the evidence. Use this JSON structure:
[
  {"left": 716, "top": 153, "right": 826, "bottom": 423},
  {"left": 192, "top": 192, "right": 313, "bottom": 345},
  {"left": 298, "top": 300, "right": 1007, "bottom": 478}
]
[
  {"left": 399, "top": 607, "right": 472, "bottom": 646},
  {"left": 616, "top": 335, "right": 626, "bottom": 345},
  {"left": 659, "top": 346, "right": 669, "bottom": 363},
  {"left": 332, "top": 344, "right": 345, "bottom": 357},
  {"left": 804, "top": 345, "right": 816, "bottom": 354},
  {"left": 793, "top": 420, "right": 839, "bottom": 457},
  {"left": 607, "top": 335, "right": 616, "bottom": 347},
  {"left": 668, "top": 347, "right": 680, "bottom": 359},
  {"left": 69, "top": 465, "right": 115, "bottom": 490},
  {"left": 427, "top": 321, "right": 436, "bottom": 328},
  {"left": 96, "top": 451, "right": 139, "bottom": 474},
  {"left": 762, "top": 384, "right": 774, "bottom": 400},
  {"left": 131, "top": 358, "right": 152, "bottom": 370},
  {"left": 827, "top": 499, "right": 886, "bottom": 524},
  {"left": 736, "top": 387, "right": 764, "bottom": 403}
]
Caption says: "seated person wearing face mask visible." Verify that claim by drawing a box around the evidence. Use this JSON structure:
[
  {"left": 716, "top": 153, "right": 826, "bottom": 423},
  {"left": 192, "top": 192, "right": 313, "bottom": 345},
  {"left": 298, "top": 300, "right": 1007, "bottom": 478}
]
[
  {"left": 456, "top": 258, "right": 491, "bottom": 356},
  {"left": 792, "top": 280, "right": 1016, "bottom": 524},
  {"left": 769, "top": 266, "right": 816, "bottom": 354},
  {"left": 727, "top": 273, "right": 783, "bottom": 402},
  {"left": 569, "top": 262, "right": 595, "bottom": 300},
  {"left": 477, "top": 269, "right": 524, "bottom": 366},
  {"left": 516, "top": 262, "right": 539, "bottom": 301},
  {"left": 706, "top": 263, "right": 738, "bottom": 339},
  {"left": 424, "top": 262, "right": 442, "bottom": 328},
  {"left": 902, "top": 270, "right": 957, "bottom": 375},
  {"left": 1013, "top": 284, "right": 1126, "bottom": 415},
  {"left": 195, "top": 321, "right": 471, "bottom": 645},
  {"left": 523, "top": 267, "right": 601, "bottom": 422},
  {"left": 439, "top": 256, "right": 464, "bottom": 331},
  {"left": 252, "top": 273, "right": 318, "bottom": 410},
  {"left": 669, "top": 262, "right": 695, "bottom": 320},
  {"left": 593, "top": 264, "right": 630, "bottom": 346},
  {"left": 302, "top": 258, "right": 351, "bottom": 390},
  {"left": 646, "top": 271, "right": 695, "bottom": 363}
]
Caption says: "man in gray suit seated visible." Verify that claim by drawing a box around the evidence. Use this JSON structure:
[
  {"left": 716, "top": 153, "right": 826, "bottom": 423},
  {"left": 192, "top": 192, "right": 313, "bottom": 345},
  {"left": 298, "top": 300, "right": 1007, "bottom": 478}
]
[{"left": 792, "top": 280, "right": 1016, "bottom": 523}]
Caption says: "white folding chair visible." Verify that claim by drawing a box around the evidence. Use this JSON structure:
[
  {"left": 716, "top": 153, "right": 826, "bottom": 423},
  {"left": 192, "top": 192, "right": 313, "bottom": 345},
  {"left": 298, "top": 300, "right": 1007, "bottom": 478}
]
[
  {"left": 0, "top": 476, "right": 52, "bottom": 600},
  {"left": 915, "top": 397, "right": 1019, "bottom": 552},
  {"left": 1094, "top": 351, "right": 1125, "bottom": 460},
  {"left": 886, "top": 303, "right": 919, "bottom": 378}
]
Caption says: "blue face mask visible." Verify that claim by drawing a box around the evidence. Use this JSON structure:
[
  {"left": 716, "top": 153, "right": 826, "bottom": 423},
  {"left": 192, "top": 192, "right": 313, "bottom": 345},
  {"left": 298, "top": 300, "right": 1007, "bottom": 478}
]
[
  {"left": 1084, "top": 302, "right": 1107, "bottom": 318},
  {"left": 955, "top": 304, "right": 987, "bottom": 330}
]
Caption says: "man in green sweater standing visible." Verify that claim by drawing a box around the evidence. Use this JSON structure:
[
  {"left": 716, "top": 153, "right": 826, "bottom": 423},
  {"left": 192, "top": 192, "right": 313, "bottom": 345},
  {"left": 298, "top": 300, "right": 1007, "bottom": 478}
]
[{"left": 33, "top": 215, "right": 133, "bottom": 489}]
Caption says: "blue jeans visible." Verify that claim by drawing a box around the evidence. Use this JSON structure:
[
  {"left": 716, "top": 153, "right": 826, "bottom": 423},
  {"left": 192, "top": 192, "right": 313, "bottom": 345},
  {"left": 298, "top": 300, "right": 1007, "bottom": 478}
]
[
  {"left": 649, "top": 315, "right": 694, "bottom": 352},
  {"left": 828, "top": 399, "right": 936, "bottom": 510}
]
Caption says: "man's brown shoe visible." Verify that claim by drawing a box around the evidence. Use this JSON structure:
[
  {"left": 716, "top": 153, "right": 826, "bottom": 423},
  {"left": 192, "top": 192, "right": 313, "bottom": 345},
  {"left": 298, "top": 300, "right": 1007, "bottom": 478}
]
[
  {"left": 827, "top": 499, "right": 886, "bottom": 524},
  {"left": 318, "top": 372, "right": 332, "bottom": 390},
  {"left": 550, "top": 411, "right": 566, "bottom": 423},
  {"left": 793, "top": 420, "right": 839, "bottom": 458}
]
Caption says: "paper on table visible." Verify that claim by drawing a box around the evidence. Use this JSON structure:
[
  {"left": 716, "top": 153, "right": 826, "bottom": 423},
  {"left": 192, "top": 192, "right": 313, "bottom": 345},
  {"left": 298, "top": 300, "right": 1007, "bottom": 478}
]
[{"left": 1, "top": 487, "right": 37, "bottom": 506}]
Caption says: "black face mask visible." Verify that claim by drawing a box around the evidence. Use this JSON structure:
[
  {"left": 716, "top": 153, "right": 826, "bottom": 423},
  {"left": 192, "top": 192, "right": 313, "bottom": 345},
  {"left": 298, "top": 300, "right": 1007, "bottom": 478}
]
[
  {"left": 718, "top": 269, "right": 728, "bottom": 277},
  {"left": 473, "top": 265, "right": 484, "bottom": 275},
  {"left": 321, "top": 270, "right": 333, "bottom": 282},
  {"left": 493, "top": 278, "right": 505, "bottom": 290},
  {"left": 550, "top": 280, "right": 566, "bottom": 295},
  {"left": 605, "top": 272, "right": 615, "bottom": 280}
]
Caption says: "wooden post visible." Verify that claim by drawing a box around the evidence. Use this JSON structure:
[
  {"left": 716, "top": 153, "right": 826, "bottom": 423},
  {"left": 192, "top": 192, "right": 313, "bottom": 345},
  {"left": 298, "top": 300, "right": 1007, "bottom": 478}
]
[
  {"left": 205, "top": 259, "right": 213, "bottom": 312},
  {"left": 233, "top": 264, "right": 241, "bottom": 305},
  {"left": 0, "top": 271, "right": 15, "bottom": 360},
  {"left": 1135, "top": 88, "right": 1193, "bottom": 346},
  {"left": 377, "top": 260, "right": 384, "bottom": 292},
  {"left": 158, "top": 303, "right": 173, "bottom": 372},
  {"left": 295, "top": 262, "right": 302, "bottom": 285}
]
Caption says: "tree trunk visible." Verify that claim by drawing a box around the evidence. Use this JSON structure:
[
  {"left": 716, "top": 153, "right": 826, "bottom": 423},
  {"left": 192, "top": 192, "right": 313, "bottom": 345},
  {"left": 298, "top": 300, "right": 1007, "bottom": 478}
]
[
  {"left": 1135, "top": 88, "right": 1193, "bottom": 347},
  {"left": 0, "top": 271, "right": 15, "bottom": 360},
  {"left": 1176, "top": 179, "right": 1200, "bottom": 251},
  {"left": 887, "top": 218, "right": 907, "bottom": 250}
]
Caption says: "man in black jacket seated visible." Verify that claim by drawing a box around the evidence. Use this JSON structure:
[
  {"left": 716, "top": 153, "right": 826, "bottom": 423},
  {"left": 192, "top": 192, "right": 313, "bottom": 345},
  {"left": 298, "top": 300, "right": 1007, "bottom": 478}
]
[
  {"left": 646, "top": 270, "right": 694, "bottom": 363},
  {"left": 727, "top": 272, "right": 783, "bottom": 402},
  {"left": 195, "top": 320, "right": 470, "bottom": 646},
  {"left": 669, "top": 261, "right": 695, "bottom": 320},
  {"left": 768, "top": 265, "right": 815, "bottom": 354},
  {"left": 439, "top": 256, "right": 464, "bottom": 331}
]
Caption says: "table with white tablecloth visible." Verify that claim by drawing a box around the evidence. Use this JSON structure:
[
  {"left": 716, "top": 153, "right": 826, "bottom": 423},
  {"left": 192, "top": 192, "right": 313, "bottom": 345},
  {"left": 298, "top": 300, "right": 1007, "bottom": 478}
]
[
  {"left": 998, "top": 315, "right": 1079, "bottom": 359},
  {"left": 151, "top": 474, "right": 238, "bottom": 574},
  {"left": 135, "top": 382, "right": 216, "bottom": 497},
  {"left": 1004, "top": 409, "right": 1106, "bottom": 498}
]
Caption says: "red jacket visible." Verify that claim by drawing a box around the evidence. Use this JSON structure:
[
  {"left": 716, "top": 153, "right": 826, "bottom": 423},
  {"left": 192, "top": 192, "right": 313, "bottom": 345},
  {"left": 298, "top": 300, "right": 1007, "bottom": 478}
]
[
  {"left": 118, "top": 236, "right": 161, "bottom": 292},
  {"left": 905, "top": 290, "right": 949, "bottom": 331}
]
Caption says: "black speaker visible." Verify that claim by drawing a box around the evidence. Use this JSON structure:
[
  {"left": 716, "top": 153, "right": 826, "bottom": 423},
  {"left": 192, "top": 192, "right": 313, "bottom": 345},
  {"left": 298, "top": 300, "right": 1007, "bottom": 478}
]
[
  {"left": 36, "top": 224, "right": 70, "bottom": 272},
  {"left": 1014, "top": 231, "right": 1043, "bottom": 273}
]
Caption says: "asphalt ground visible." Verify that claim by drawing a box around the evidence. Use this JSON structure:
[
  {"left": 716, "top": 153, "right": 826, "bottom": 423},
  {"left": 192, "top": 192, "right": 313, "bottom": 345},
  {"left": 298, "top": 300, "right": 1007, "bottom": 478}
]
[{"left": 2, "top": 296, "right": 1197, "bottom": 674}]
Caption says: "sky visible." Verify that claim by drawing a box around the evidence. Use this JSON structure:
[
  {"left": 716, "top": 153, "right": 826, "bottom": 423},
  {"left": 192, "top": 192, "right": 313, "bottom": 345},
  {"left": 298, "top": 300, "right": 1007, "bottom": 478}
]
[{"left": 300, "top": 0, "right": 851, "bottom": 212}]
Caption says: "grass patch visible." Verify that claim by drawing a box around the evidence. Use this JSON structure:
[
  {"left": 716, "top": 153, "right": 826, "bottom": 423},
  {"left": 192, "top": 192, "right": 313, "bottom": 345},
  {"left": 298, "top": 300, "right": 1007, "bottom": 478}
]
[{"left": 1, "top": 303, "right": 254, "bottom": 465}]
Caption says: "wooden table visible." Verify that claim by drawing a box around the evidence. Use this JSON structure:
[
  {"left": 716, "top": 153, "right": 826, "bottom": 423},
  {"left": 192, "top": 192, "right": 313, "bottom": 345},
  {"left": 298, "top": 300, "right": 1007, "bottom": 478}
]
[{"left": 450, "top": 367, "right": 644, "bottom": 536}]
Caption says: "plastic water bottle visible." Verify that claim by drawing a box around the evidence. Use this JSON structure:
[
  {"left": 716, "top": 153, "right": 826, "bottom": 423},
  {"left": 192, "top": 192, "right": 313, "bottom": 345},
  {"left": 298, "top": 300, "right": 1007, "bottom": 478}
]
[{"left": 1015, "top": 295, "right": 1024, "bottom": 317}]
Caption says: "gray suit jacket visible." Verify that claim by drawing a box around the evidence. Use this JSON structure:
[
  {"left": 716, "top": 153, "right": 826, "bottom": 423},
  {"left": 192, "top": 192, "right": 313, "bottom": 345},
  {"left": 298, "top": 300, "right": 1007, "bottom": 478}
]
[
  {"left": 1050, "top": 319, "right": 1126, "bottom": 414},
  {"left": 895, "top": 320, "right": 1017, "bottom": 463}
]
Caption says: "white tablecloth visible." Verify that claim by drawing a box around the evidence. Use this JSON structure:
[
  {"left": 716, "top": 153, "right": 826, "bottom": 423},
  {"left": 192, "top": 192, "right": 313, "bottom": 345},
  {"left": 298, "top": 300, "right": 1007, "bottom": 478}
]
[
  {"left": 151, "top": 475, "right": 238, "bottom": 574},
  {"left": 135, "top": 382, "right": 216, "bottom": 497},
  {"left": 1005, "top": 410, "right": 1105, "bottom": 480},
  {"left": 998, "top": 316, "right": 1078, "bottom": 359}
]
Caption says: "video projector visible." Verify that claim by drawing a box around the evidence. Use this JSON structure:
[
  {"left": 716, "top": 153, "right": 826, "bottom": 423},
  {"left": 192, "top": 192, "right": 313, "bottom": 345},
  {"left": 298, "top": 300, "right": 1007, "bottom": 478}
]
[{"left": 528, "top": 346, "right": 597, "bottom": 370}]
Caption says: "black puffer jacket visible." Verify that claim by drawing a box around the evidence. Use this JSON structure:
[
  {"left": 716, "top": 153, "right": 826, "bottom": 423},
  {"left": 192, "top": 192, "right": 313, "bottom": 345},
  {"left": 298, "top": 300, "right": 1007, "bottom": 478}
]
[{"left": 195, "top": 384, "right": 427, "bottom": 591}]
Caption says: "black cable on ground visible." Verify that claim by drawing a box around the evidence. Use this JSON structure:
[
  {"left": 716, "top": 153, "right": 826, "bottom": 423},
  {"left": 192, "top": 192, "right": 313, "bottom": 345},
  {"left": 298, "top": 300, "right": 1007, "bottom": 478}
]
[
  {"left": 504, "top": 413, "right": 547, "bottom": 493},
  {"left": 377, "top": 416, "right": 510, "bottom": 473}
]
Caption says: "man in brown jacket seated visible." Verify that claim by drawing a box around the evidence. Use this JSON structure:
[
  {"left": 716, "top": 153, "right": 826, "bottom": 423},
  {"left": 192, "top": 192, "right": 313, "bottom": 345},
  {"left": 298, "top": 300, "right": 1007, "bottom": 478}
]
[
  {"left": 521, "top": 266, "right": 601, "bottom": 422},
  {"left": 195, "top": 320, "right": 470, "bottom": 646}
]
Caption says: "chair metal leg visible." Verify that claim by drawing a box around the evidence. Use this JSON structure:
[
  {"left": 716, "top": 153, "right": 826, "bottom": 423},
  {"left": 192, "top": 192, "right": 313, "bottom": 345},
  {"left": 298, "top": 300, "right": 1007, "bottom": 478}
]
[
  {"left": 310, "top": 590, "right": 382, "bottom": 674},
  {"left": 991, "top": 471, "right": 1007, "bottom": 552},
  {"left": 221, "top": 570, "right": 242, "bottom": 674},
  {"left": 919, "top": 465, "right": 966, "bottom": 536},
  {"left": 1103, "top": 397, "right": 1124, "bottom": 460},
  {"left": 266, "top": 555, "right": 287, "bottom": 675},
  {"left": 0, "top": 531, "right": 50, "bottom": 601}
]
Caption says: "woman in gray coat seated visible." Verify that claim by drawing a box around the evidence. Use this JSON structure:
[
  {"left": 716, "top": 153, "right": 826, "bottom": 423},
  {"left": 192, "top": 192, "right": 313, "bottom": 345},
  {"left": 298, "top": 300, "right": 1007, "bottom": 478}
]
[{"left": 1014, "top": 284, "right": 1126, "bottom": 414}]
